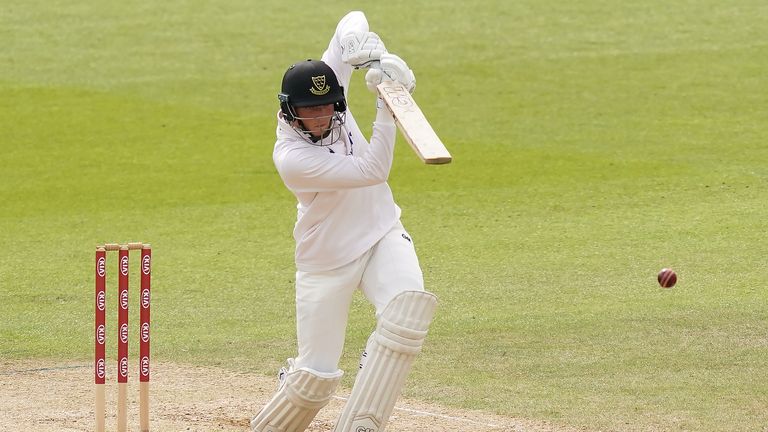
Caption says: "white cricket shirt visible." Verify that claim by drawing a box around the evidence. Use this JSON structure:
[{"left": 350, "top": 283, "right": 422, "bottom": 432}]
[{"left": 273, "top": 11, "right": 401, "bottom": 272}]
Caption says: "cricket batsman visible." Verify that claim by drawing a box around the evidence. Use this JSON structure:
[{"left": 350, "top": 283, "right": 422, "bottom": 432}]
[{"left": 250, "top": 10, "right": 438, "bottom": 432}]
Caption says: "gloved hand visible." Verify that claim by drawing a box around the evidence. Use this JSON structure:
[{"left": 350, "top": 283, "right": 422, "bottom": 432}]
[
  {"left": 365, "top": 53, "right": 416, "bottom": 94},
  {"left": 341, "top": 31, "right": 387, "bottom": 69}
]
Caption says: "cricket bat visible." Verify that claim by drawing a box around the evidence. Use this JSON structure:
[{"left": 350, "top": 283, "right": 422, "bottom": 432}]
[{"left": 376, "top": 82, "right": 452, "bottom": 164}]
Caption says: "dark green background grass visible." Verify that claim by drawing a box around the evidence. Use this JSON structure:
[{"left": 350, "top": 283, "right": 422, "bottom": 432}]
[{"left": 2, "top": 1, "right": 767, "bottom": 430}]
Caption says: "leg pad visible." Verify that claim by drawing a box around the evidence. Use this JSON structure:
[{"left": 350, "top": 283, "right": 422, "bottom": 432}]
[
  {"left": 251, "top": 367, "right": 343, "bottom": 432},
  {"left": 334, "top": 290, "right": 438, "bottom": 432}
]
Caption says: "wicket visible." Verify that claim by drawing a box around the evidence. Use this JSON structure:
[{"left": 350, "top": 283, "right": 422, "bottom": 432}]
[{"left": 95, "top": 242, "right": 152, "bottom": 432}]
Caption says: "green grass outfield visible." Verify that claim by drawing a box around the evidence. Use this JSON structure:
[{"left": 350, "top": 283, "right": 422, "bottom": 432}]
[{"left": 2, "top": 1, "right": 767, "bottom": 430}]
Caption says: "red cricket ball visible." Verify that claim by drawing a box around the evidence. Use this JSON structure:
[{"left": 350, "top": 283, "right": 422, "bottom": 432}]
[{"left": 657, "top": 268, "right": 677, "bottom": 288}]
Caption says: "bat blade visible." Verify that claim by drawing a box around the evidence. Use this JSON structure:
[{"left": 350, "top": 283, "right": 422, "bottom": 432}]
[{"left": 376, "top": 82, "right": 452, "bottom": 164}]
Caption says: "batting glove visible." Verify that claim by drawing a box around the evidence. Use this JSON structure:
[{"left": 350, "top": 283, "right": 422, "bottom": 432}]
[
  {"left": 365, "top": 53, "right": 416, "bottom": 94},
  {"left": 341, "top": 31, "right": 387, "bottom": 69}
]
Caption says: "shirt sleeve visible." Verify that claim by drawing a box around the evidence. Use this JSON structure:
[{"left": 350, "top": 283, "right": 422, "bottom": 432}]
[
  {"left": 275, "top": 117, "right": 396, "bottom": 193},
  {"left": 321, "top": 11, "right": 369, "bottom": 94}
]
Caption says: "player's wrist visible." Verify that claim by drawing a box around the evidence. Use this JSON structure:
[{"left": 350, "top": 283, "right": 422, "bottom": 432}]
[{"left": 375, "top": 100, "right": 395, "bottom": 124}]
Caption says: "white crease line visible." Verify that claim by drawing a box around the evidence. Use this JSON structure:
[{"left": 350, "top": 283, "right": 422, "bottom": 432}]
[
  {"left": 0, "top": 364, "right": 89, "bottom": 375},
  {"left": 5, "top": 366, "right": 508, "bottom": 429},
  {"left": 331, "top": 395, "right": 502, "bottom": 429}
]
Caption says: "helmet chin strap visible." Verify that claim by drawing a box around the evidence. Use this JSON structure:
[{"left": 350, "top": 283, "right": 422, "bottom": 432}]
[
  {"left": 297, "top": 119, "right": 332, "bottom": 143},
  {"left": 309, "top": 130, "right": 332, "bottom": 143},
  {"left": 290, "top": 112, "right": 346, "bottom": 147}
]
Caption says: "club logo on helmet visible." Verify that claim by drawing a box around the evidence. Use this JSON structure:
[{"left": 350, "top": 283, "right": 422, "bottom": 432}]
[{"left": 309, "top": 75, "right": 330, "bottom": 95}]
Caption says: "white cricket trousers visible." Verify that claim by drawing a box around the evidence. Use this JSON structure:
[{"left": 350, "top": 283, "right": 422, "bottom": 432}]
[{"left": 294, "top": 220, "right": 424, "bottom": 373}]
